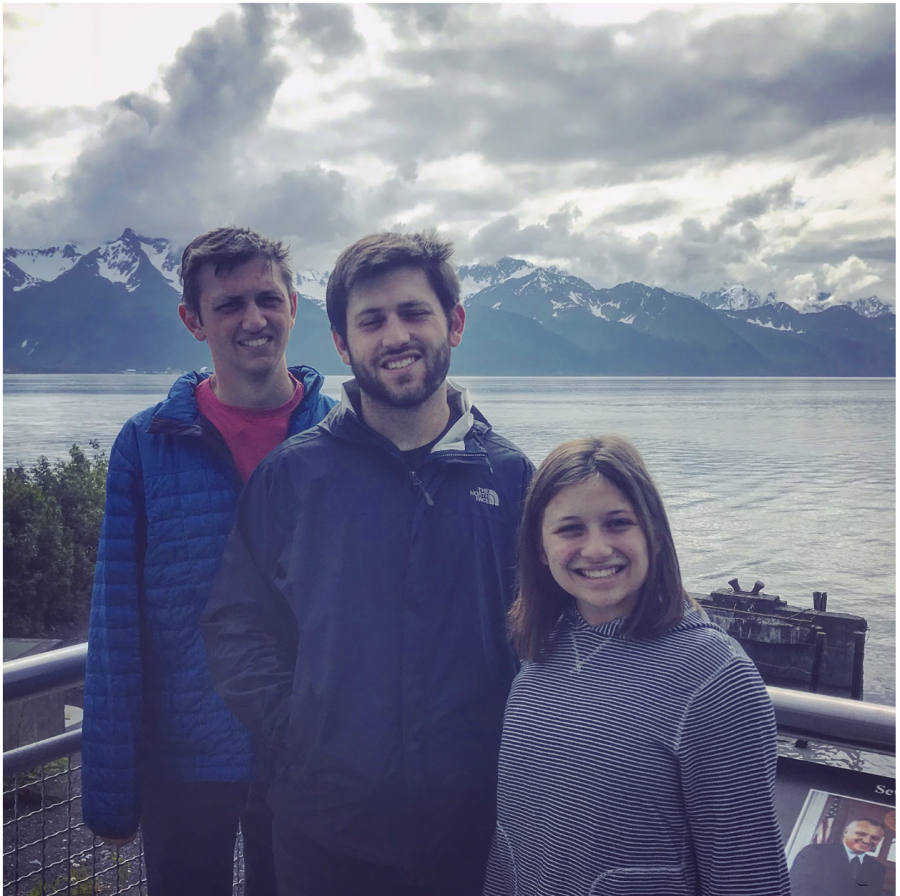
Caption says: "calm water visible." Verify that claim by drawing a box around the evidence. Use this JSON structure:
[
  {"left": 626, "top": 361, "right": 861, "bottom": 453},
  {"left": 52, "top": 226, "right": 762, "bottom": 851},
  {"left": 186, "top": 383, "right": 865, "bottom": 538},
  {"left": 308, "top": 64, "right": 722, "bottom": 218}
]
[{"left": 4, "top": 374, "right": 896, "bottom": 708}]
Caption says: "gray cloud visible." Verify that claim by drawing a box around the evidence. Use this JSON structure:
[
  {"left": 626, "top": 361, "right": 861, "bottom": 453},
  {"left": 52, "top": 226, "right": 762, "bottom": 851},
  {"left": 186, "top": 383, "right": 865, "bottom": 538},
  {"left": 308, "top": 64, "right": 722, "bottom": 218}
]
[
  {"left": 287, "top": 4, "right": 364, "bottom": 64},
  {"left": 4, "top": 5, "right": 353, "bottom": 248},
  {"left": 592, "top": 199, "right": 679, "bottom": 227},
  {"left": 4, "top": 104, "right": 102, "bottom": 148},
  {"left": 775, "top": 236, "right": 896, "bottom": 266},
  {"left": 240, "top": 167, "right": 352, "bottom": 247},
  {"left": 327, "top": 3, "right": 894, "bottom": 179},
  {"left": 375, "top": 4, "right": 456, "bottom": 38},
  {"left": 3, "top": 4, "right": 894, "bottom": 305},
  {"left": 2, "top": 164, "right": 46, "bottom": 198}
]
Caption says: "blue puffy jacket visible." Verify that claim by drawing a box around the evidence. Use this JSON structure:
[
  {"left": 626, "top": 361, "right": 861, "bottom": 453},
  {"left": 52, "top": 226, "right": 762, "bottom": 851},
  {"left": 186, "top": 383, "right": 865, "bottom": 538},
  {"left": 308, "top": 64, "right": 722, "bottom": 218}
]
[
  {"left": 201, "top": 380, "right": 535, "bottom": 870},
  {"left": 82, "top": 366, "right": 337, "bottom": 839}
]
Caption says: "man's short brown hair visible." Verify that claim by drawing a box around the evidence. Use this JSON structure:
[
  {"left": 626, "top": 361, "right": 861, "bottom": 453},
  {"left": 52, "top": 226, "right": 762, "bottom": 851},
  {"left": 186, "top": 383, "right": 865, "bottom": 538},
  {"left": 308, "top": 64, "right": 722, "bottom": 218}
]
[
  {"left": 180, "top": 226, "right": 294, "bottom": 321},
  {"left": 325, "top": 230, "right": 460, "bottom": 339}
]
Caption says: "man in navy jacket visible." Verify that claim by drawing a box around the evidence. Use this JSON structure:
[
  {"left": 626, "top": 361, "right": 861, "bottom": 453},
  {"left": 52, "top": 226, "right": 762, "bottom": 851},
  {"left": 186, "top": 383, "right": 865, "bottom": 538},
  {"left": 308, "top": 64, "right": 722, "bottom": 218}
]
[
  {"left": 81, "top": 226, "right": 337, "bottom": 895},
  {"left": 202, "top": 231, "right": 534, "bottom": 895}
]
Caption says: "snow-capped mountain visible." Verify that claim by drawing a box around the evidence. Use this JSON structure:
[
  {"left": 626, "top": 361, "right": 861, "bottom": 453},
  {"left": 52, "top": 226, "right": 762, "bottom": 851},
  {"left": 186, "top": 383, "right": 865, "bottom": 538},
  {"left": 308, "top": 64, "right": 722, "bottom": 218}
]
[
  {"left": 4, "top": 244, "right": 84, "bottom": 291},
  {"left": 466, "top": 266, "right": 598, "bottom": 320},
  {"left": 3, "top": 237, "right": 894, "bottom": 377},
  {"left": 294, "top": 269, "right": 330, "bottom": 309},
  {"left": 845, "top": 296, "right": 893, "bottom": 318},
  {"left": 77, "top": 228, "right": 181, "bottom": 292},
  {"left": 457, "top": 256, "right": 537, "bottom": 298},
  {"left": 4, "top": 229, "right": 181, "bottom": 295},
  {"left": 698, "top": 284, "right": 776, "bottom": 312}
]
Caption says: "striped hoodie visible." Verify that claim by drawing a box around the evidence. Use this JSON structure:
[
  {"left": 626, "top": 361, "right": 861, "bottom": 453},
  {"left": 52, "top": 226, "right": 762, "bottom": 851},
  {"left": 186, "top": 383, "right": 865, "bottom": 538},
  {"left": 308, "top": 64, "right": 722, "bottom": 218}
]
[{"left": 483, "top": 605, "right": 790, "bottom": 896}]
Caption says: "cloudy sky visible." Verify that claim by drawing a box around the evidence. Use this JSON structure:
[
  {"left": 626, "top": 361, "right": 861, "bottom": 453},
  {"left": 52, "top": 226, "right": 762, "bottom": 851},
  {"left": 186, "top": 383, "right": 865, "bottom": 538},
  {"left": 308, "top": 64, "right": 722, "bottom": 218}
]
[{"left": 3, "top": 3, "right": 895, "bottom": 308}]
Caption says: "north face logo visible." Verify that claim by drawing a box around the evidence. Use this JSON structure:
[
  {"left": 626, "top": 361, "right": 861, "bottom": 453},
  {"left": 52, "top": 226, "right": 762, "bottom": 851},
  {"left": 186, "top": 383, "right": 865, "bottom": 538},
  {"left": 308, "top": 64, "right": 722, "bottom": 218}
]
[{"left": 470, "top": 487, "right": 500, "bottom": 506}]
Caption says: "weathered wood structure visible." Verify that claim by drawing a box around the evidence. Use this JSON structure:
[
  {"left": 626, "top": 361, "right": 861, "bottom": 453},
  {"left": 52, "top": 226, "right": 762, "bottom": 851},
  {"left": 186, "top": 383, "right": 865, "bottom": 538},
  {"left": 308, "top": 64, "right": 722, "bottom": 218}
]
[{"left": 694, "top": 580, "right": 868, "bottom": 700}]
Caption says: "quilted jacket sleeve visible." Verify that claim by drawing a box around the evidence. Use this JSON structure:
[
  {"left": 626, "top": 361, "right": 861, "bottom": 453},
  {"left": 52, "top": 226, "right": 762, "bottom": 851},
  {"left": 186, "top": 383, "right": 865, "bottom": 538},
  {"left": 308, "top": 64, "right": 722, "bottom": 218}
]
[
  {"left": 81, "top": 422, "right": 146, "bottom": 839},
  {"left": 200, "top": 456, "right": 298, "bottom": 761}
]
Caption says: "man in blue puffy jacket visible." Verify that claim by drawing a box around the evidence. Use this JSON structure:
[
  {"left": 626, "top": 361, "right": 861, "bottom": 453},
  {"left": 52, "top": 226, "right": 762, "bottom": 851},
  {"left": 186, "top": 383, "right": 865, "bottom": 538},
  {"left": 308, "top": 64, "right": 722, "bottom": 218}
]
[
  {"left": 202, "top": 231, "right": 534, "bottom": 895},
  {"left": 81, "top": 226, "right": 337, "bottom": 895}
]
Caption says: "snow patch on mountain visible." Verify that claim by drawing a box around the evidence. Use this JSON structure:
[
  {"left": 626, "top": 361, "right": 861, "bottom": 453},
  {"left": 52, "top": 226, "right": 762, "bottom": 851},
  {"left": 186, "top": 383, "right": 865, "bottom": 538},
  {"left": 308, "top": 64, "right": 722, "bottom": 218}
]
[
  {"left": 847, "top": 296, "right": 894, "bottom": 318},
  {"left": 95, "top": 242, "right": 139, "bottom": 288},
  {"left": 744, "top": 318, "right": 804, "bottom": 333},
  {"left": 294, "top": 270, "right": 330, "bottom": 309},
  {"left": 699, "top": 283, "right": 768, "bottom": 312},
  {"left": 4, "top": 245, "right": 83, "bottom": 287},
  {"left": 458, "top": 257, "right": 535, "bottom": 299},
  {"left": 140, "top": 237, "right": 180, "bottom": 286}
]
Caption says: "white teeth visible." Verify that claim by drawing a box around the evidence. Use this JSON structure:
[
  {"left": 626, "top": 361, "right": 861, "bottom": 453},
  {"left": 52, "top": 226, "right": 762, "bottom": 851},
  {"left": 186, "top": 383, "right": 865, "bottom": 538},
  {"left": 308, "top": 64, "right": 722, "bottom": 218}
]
[
  {"left": 578, "top": 567, "right": 622, "bottom": 579},
  {"left": 385, "top": 356, "right": 416, "bottom": 370},
  {"left": 242, "top": 337, "right": 269, "bottom": 347}
]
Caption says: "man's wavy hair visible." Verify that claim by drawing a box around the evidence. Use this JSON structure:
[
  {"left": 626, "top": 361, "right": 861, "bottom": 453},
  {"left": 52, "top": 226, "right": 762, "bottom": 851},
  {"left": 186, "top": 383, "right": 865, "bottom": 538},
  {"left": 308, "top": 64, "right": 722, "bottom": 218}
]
[
  {"left": 180, "top": 226, "right": 294, "bottom": 321},
  {"left": 509, "top": 435, "right": 690, "bottom": 661},
  {"left": 326, "top": 230, "right": 460, "bottom": 339}
]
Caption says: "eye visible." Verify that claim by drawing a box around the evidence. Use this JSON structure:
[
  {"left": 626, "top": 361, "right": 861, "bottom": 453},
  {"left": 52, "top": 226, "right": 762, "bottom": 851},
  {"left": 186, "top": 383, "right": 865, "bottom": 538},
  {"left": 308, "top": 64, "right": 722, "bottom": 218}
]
[
  {"left": 607, "top": 517, "right": 636, "bottom": 531},
  {"left": 552, "top": 523, "right": 584, "bottom": 537},
  {"left": 357, "top": 316, "right": 383, "bottom": 330}
]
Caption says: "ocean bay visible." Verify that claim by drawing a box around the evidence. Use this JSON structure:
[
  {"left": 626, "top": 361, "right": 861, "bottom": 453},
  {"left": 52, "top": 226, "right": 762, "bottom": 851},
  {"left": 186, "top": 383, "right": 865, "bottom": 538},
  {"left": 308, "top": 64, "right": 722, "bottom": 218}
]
[{"left": 3, "top": 374, "right": 896, "bottom": 705}]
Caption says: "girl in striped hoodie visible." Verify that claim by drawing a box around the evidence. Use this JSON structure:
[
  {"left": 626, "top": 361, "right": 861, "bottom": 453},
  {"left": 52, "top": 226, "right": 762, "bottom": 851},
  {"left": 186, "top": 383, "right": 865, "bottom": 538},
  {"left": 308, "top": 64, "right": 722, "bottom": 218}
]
[{"left": 484, "top": 435, "right": 790, "bottom": 896}]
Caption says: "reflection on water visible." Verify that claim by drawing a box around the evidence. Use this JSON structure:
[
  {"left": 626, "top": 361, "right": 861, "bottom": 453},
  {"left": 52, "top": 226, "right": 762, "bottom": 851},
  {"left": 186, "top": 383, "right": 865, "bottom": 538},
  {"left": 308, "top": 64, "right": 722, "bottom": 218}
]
[{"left": 4, "top": 374, "right": 896, "bottom": 707}]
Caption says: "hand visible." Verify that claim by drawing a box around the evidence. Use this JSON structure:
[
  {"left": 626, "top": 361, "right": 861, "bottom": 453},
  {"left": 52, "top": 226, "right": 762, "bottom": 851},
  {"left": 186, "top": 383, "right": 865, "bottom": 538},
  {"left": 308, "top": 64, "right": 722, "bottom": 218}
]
[{"left": 100, "top": 834, "right": 136, "bottom": 848}]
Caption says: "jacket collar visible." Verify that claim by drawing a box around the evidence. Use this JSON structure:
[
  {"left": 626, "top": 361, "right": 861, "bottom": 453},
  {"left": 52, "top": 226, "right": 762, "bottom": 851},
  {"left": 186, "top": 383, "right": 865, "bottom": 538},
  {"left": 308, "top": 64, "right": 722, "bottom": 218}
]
[
  {"left": 331, "top": 377, "right": 490, "bottom": 457},
  {"left": 149, "top": 365, "right": 326, "bottom": 430}
]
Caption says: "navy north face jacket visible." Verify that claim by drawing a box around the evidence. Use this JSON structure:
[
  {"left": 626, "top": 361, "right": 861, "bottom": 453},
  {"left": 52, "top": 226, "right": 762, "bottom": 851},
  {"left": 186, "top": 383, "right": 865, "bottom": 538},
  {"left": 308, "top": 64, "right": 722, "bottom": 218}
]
[
  {"left": 81, "top": 366, "right": 337, "bottom": 840},
  {"left": 201, "top": 380, "right": 534, "bottom": 870}
]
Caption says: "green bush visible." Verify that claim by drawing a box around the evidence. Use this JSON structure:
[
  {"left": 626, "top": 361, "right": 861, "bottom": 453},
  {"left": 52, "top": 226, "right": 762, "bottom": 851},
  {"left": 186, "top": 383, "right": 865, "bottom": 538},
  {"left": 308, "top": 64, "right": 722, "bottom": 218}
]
[{"left": 3, "top": 442, "right": 107, "bottom": 639}]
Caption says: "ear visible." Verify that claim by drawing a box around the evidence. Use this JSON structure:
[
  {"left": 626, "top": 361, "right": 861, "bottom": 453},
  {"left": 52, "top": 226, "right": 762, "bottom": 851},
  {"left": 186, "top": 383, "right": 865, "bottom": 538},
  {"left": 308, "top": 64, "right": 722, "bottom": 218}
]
[
  {"left": 540, "top": 545, "right": 549, "bottom": 565},
  {"left": 448, "top": 304, "right": 465, "bottom": 348},
  {"left": 332, "top": 328, "right": 352, "bottom": 367},
  {"left": 179, "top": 303, "right": 206, "bottom": 342},
  {"left": 289, "top": 292, "right": 298, "bottom": 329}
]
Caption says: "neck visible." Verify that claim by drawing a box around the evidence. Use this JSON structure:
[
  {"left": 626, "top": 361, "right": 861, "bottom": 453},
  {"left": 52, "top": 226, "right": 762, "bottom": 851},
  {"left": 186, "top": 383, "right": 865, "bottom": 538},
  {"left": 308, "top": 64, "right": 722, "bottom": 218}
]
[
  {"left": 209, "top": 365, "right": 295, "bottom": 410},
  {"left": 359, "top": 383, "right": 450, "bottom": 450}
]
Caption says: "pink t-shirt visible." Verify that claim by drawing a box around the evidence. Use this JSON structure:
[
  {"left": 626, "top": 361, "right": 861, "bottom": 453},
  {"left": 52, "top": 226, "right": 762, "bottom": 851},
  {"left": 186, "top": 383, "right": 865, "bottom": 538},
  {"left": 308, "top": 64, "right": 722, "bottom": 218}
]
[{"left": 195, "top": 375, "right": 305, "bottom": 483}]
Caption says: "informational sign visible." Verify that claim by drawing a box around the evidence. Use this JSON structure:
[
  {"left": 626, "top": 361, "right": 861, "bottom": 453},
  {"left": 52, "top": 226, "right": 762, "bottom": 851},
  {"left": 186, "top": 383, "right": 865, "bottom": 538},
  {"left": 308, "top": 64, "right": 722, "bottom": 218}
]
[{"left": 778, "top": 757, "right": 896, "bottom": 896}]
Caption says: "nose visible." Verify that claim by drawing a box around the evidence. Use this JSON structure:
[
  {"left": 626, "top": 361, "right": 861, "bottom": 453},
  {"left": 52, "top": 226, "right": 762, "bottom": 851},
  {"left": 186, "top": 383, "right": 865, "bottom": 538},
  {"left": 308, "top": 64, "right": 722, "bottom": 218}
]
[
  {"left": 382, "top": 313, "right": 411, "bottom": 349},
  {"left": 241, "top": 301, "right": 266, "bottom": 332},
  {"left": 580, "top": 526, "right": 612, "bottom": 559}
]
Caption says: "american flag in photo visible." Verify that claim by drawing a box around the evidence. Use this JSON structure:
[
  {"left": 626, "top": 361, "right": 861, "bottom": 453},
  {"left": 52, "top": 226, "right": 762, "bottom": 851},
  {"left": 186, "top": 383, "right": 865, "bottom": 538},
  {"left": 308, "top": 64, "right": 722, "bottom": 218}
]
[{"left": 813, "top": 798, "right": 841, "bottom": 844}]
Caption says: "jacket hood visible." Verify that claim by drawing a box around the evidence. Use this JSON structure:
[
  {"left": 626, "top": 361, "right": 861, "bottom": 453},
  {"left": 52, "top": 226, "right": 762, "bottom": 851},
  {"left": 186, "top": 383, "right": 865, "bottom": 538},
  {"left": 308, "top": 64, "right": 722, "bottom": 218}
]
[{"left": 566, "top": 601, "right": 717, "bottom": 639}]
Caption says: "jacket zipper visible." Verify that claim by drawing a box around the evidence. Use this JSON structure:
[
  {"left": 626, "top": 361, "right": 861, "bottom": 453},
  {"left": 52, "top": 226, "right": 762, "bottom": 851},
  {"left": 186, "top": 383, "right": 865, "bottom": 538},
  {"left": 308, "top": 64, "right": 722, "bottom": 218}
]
[{"left": 410, "top": 471, "right": 434, "bottom": 506}]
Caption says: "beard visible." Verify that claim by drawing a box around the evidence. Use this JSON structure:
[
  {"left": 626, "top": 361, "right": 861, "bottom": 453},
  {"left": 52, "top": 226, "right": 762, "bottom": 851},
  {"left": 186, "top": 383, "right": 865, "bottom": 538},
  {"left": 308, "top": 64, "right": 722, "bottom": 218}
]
[{"left": 349, "top": 339, "right": 452, "bottom": 409}]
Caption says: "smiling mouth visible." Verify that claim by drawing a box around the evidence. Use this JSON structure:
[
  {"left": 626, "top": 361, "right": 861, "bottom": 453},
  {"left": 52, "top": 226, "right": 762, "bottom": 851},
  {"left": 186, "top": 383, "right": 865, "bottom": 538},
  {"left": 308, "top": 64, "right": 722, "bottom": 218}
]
[
  {"left": 575, "top": 565, "right": 625, "bottom": 579},
  {"left": 383, "top": 355, "right": 419, "bottom": 371},
  {"left": 240, "top": 336, "right": 271, "bottom": 348}
]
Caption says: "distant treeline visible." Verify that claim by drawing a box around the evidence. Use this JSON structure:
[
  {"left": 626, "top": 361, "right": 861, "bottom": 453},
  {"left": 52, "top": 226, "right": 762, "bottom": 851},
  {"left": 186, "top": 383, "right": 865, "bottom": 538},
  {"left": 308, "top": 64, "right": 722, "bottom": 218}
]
[{"left": 3, "top": 443, "right": 107, "bottom": 641}]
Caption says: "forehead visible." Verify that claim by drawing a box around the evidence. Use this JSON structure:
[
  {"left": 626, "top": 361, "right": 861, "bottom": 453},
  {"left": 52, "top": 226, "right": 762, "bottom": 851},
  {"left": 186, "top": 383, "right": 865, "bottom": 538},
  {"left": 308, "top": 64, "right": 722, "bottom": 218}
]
[
  {"left": 196, "top": 257, "right": 287, "bottom": 303},
  {"left": 346, "top": 266, "right": 440, "bottom": 315},
  {"left": 544, "top": 475, "right": 634, "bottom": 518},
  {"left": 849, "top": 822, "right": 883, "bottom": 835}
]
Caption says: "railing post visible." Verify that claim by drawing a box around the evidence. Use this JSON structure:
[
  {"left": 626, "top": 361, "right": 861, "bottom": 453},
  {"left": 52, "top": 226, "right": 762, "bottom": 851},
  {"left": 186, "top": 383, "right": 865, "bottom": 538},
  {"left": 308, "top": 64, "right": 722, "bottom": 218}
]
[{"left": 851, "top": 630, "right": 866, "bottom": 701}]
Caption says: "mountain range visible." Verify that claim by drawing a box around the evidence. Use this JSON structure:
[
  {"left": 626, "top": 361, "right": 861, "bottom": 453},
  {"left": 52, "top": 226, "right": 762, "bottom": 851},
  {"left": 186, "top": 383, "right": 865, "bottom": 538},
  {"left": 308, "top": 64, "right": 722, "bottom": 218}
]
[{"left": 4, "top": 230, "right": 895, "bottom": 376}]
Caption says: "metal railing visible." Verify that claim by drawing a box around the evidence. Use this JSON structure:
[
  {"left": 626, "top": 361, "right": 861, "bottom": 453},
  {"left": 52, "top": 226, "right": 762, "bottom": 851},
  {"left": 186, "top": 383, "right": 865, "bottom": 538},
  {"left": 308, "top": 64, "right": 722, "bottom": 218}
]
[
  {"left": 4, "top": 644, "right": 896, "bottom": 893},
  {"left": 3, "top": 645, "right": 246, "bottom": 896}
]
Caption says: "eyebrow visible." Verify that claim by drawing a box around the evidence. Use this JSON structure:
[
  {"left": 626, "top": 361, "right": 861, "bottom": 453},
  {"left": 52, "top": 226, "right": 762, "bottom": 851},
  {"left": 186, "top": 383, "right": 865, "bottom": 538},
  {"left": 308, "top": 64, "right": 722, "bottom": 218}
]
[{"left": 353, "top": 299, "right": 433, "bottom": 319}]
